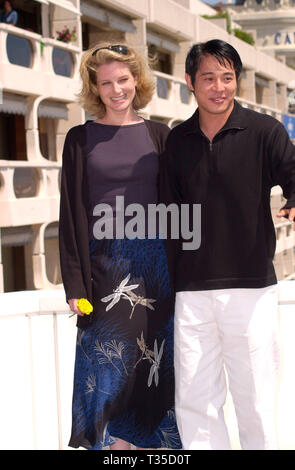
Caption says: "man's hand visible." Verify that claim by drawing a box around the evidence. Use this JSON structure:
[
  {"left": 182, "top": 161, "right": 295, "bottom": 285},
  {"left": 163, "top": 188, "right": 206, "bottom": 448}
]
[
  {"left": 68, "top": 298, "right": 84, "bottom": 316},
  {"left": 276, "top": 207, "right": 295, "bottom": 230}
]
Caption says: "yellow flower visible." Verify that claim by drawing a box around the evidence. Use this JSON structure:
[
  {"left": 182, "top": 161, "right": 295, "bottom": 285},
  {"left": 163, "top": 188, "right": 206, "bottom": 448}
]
[{"left": 77, "top": 298, "right": 93, "bottom": 315}]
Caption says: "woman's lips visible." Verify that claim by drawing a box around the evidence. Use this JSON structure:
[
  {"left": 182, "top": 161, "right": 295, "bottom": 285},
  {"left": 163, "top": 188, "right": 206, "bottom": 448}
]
[{"left": 111, "top": 94, "right": 127, "bottom": 102}]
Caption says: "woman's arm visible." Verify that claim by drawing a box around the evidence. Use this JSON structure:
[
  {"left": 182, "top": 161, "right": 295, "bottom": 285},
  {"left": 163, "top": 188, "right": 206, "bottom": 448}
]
[{"left": 59, "top": 127, "right": 88, "bottom": 302}]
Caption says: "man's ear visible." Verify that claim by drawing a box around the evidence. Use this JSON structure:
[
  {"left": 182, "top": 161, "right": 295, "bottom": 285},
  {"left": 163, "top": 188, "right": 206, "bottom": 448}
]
[{"left": 185, "top": 73, "right": 194, "bottom": 93}]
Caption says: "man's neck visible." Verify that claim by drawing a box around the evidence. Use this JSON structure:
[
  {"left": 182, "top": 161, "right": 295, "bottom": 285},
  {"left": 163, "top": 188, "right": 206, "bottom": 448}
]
[{"left": 199, "top": 104, "right": 234, "bottom": 142}]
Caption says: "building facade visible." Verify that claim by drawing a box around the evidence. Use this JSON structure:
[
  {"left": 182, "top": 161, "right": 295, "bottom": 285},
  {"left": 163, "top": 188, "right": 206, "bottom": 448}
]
[
  {"left": 223, "top": 0, "right": 295, "bottom": 68},
  {"left": 0, "top": 0, "right": 295, "bottom": 295},
  {"left": 222, "top": 0, "right": 295, "bottom": 109}
]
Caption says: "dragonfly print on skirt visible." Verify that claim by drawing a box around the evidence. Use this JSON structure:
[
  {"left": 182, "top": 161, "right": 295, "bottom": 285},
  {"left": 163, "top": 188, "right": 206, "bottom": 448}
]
[{"left": 101, "top": 273, "right": 156, "bottom": 319}]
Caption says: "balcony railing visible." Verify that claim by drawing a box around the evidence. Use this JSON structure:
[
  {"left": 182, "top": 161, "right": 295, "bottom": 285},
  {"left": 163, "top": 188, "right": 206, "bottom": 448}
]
[
  {"left": 153, "top": 71, "right": 193, "bottom": 105},
  {"left": 0, "top": 161, "right": 61, "bottom": 226},
  {"left": 236, "top": 96, "right": 283, "bottom": 122},
  {"left": 0, "top": 23, "right": 80, "bottom": 93},
  {"left": 150, "top": 71, "right": 284, "bottom": 124},
  {"left": 0, "top": 282, "right": 294, "bottom": 449}
]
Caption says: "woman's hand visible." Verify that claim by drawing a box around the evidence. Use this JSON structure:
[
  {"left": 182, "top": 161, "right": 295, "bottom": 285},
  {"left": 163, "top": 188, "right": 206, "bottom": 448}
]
[{"left": 68, "top": 298, "right": 84, "bottom": 316}]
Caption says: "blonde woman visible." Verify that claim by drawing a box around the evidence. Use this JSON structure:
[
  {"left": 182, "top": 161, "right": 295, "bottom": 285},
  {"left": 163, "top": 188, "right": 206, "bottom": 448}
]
[{"left": 59, "top": 43, "right": 181, "bottom": 450}]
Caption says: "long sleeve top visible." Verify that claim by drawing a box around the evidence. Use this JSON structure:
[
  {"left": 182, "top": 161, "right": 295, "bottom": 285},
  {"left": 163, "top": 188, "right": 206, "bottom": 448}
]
[
  {"left": 160, "top": 100, "right": 295, "bottom": 292},
  {"left": 59, "top": 119, "right": 170, "bottom": 328}
]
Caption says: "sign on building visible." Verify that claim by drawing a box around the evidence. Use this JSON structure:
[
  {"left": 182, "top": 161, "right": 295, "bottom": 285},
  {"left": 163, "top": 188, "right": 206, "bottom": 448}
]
[{"left": 282, "top": 114, "right": 295, "bottom": 139}]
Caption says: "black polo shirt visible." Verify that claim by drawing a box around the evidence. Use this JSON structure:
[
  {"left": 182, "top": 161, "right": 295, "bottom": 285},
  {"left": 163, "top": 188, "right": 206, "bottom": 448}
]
[{"left": 160, "top": 100, "right": 295, "bottom": 292}]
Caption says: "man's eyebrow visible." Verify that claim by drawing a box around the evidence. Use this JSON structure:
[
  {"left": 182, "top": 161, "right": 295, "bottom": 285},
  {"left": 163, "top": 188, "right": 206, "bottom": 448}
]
[{"left": 200, "top": 71, "right": 235, "bottom": 76}]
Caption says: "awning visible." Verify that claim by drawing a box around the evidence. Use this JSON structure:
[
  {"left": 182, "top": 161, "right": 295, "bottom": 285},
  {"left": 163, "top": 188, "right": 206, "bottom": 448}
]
[
  {"left": 147, "top": 30, "right": 180, "bottom": 53},
  {"left": 0, "top": 94, "right": 69, "bottom": 119},
  {"left": 255, "top": 75, "right": 270, "bottom": 88},
  {"left": 0, "top": 93, "right": 27, "bottom": 115},
  {"left": 107, "top": 11, "right": 136, "bottom": 34},
  {"left": 81, "top": 1, "right": 136, "bottom": 33},
  {"left": 38, "top": 100, "right": 69, "bottom": 120},
  {"left": 1, "top": 226, "right": 33, "bottom": 247},
  {"left": 1, "top": 223, "right": 59, "bottom": 247}
]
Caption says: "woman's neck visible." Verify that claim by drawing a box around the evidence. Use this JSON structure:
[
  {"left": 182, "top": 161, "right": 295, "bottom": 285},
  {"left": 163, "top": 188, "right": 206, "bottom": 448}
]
[{"left": 96, "top": 109, "right": 143, "bottom": 126}]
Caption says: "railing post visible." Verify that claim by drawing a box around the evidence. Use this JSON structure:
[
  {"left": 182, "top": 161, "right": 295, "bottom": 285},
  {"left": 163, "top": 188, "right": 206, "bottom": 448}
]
[
  {"left": 53, "top": 312, "right": 63, "bottom": 450},
  {"left": 0, "top": 228, "right": 3, "bottom": 293}
]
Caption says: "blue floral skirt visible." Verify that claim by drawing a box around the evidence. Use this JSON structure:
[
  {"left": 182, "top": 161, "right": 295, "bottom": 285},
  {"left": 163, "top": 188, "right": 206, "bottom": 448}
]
[{"left": 68, "top": 238, "right": 182, "bottom": 450}]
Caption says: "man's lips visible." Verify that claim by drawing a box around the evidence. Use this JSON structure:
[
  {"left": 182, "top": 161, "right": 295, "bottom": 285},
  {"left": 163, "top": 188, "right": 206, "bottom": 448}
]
[{"left": 211, "top": 97, "right": 226, "bottom": 103}]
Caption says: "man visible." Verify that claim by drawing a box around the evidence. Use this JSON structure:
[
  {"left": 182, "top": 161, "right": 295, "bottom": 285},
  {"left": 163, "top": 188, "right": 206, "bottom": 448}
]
[{"left": 161, "top": 39, "right": 295, "bottom": 450}]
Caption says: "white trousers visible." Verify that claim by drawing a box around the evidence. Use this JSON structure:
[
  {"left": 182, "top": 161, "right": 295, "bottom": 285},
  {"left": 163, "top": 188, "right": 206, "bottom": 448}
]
[{"left": 174, "top": 286, "right": 280, "bottom": 450}]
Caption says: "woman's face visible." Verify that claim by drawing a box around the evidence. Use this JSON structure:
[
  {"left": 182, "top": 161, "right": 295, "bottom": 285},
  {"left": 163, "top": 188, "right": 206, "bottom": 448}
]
[{"left": 96, "top": 60, "right": 138, "bottom": 116}]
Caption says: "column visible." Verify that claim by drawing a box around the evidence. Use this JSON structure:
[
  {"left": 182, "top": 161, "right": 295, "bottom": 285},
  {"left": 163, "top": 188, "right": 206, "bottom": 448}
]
[
  {"left": 125, "top": 18, "right": 147, "bottom": 58},
  {"left": 262, "top": 79, "right": 277, "bottom": 109},
  {"left": 173, "top": 41, "right": 192, "bottom": 78},
  {"left": 238, "top": 68, "right": 256, "bottom": 103},
  {"left": 277, "top": 84, "right": 288, "bottom": 114}
]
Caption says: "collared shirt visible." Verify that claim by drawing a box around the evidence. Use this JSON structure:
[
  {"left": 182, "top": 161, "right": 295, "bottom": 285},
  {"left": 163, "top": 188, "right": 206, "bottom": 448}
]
[{"left": 160, "top": 100, "right": 295, "bottom": 292}]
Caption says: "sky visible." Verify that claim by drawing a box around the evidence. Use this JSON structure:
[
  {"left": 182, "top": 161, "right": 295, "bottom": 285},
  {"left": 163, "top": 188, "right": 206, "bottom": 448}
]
[
  {"left": 200, "top": 0, "right": 219, "bottom": 4},
  {"left": 200, "top": 0, "right": 229, "bottom": 4}
]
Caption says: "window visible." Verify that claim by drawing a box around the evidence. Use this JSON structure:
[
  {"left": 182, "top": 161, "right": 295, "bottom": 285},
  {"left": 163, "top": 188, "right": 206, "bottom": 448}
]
[
  {"left": 0, "top": 113, "right": 27, "bottom": 160},
  {"left": 52, "top": 48, "right": 73, "bottom": 77},
  {"left": 2, "top": 245, "right": 27, "bottom": 292},
  {"left": 6, "top": 34, "right": 32, "bottom": 68},
  {"left": 13, "top": 168, "right": 40, "bottom": 198},
  {"left": 148, "top": 44, "right": 172, "bottom": 75},
  {"left": 11, "top": 0, "right": 42, "bottom": 34}
]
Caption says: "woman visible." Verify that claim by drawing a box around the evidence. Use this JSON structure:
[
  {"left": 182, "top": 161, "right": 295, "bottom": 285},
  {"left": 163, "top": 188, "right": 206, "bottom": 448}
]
[{"left": 59, "top": 42, "right": 182, "bottom": 450}]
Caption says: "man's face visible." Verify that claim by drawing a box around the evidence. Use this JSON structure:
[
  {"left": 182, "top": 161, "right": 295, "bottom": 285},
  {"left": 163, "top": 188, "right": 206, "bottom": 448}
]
[{"left": 186, "top": 54, "right": 237, "bottom": 118}]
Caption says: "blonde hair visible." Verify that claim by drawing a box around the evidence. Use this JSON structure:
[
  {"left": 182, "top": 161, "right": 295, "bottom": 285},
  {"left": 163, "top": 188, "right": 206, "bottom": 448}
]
[{"left": 78, "top": 42, "right": 155, "bottom": 118}]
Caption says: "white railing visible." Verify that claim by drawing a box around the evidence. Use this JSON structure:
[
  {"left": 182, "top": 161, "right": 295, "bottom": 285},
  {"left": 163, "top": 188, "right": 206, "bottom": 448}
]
[
  {"left": 0, "top": 282, "right": 294, "bottom": 450},
  {"left": 0, "top": 161, "right": 60, "bottom": 227},
  {"left": 0, "top": 23, "right": 80, "bottom": 96},
  {"left": 237, "top": 96, "right": 283, "bottom": 122},
  {"left": 149, "top": 71, "right": 196, "bottom": 122},
  {"left": 150, "top": 71, "right": 284, "bottom": 124}
]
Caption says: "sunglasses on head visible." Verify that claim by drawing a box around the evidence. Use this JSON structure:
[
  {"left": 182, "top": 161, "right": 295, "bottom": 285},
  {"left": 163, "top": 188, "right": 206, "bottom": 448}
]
[{"left": 92, "top": 45, "right": 129, "bottom": 56}]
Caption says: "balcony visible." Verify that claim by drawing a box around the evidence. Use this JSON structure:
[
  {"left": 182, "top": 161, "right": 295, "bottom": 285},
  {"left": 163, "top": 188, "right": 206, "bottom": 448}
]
[
  {"left": 0, "top": 161, "right": 60, "bottom": 227},
  {"left": 0, "top": 23, "right": 80, "bottom": 100},
  {"left": 0, "top": 281, "right": 294, "bottom": 449},
  {"left": 148, "top": 71, "right": 196, "bottom": 122}
]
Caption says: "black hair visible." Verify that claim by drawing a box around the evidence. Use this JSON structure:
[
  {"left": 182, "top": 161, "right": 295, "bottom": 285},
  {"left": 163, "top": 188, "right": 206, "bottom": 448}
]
[{"left": 185, "top": 39, "right": 243, "bottom": 86}]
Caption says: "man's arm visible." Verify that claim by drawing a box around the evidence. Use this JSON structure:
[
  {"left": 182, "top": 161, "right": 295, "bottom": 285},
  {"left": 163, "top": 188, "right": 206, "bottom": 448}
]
[{"left": 269, "top": 122, "right": 295, "bottom": 230}]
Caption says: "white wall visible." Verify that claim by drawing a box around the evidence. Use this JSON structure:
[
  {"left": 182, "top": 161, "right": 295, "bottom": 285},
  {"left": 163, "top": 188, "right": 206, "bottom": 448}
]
[{"left": 0, "top": 283, "right": 294, "bottom": 450}]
